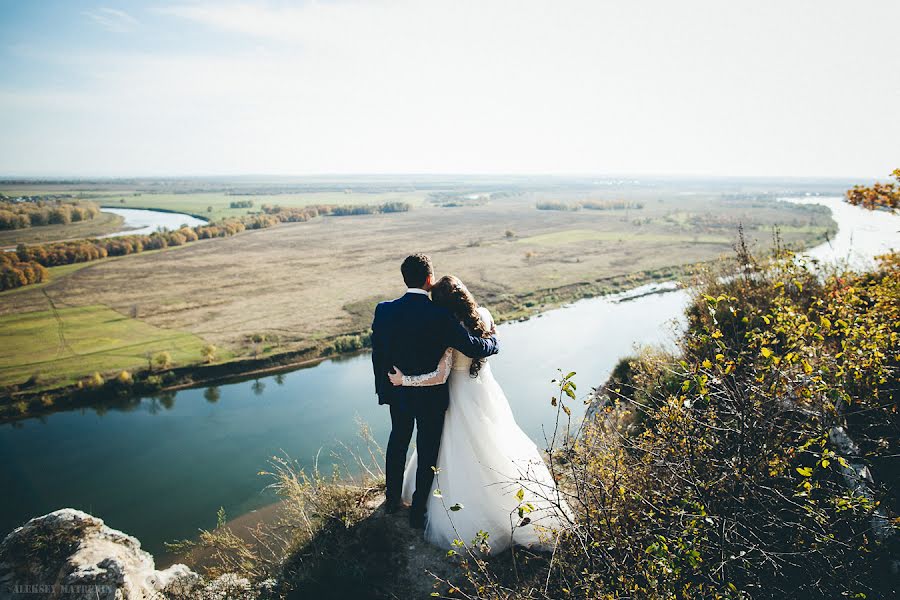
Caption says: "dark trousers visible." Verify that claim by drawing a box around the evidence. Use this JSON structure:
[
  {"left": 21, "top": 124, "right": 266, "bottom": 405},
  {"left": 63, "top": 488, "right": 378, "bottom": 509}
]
[{"left": 385, "top": 402, "right": 446, "bottom": 516}]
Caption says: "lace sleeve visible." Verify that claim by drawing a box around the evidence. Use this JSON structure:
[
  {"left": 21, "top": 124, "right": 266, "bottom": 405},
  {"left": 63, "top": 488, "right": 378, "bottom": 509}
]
[{"left": 402, "top": 348, "right": 453, "bottom": 387}]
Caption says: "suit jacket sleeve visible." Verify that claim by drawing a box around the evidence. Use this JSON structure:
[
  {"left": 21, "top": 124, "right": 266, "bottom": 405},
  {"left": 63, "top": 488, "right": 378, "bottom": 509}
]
[
  {"left": 371, "top": 303, "right": 390, "bottom": 403},
  {"left": 440, "top": 311, "right": 499, "bottom": 359}
]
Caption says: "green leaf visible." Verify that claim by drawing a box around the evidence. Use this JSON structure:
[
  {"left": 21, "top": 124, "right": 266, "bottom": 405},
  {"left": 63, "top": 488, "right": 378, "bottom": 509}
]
[
  {"left": 450, "top": 503, "right": 464, "bottom": 511},
  {"left": 516, "top": 488, "right": 525, "bottom": 502},
  {"left": 796, "top": 467, "right": 813, "bottom": 477},
  {"left": 433, "top": 489, "right": 443, "bottom": 498}
]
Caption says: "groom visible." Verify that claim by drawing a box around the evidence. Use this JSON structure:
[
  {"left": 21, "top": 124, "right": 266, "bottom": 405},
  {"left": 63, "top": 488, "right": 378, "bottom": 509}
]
[{"left": 371, "top": 254, "right": 499, "bottom": 528}]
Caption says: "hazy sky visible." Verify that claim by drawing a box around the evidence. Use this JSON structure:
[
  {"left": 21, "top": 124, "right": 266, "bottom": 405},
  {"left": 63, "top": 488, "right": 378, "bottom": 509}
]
[{"left": 0, "top": 0, "right": 897, "bottom": 178}]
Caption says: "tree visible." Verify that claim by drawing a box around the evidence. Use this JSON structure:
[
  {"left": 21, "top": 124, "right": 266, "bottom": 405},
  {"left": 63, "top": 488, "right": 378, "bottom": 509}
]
[
  {"left": 845, "top": 168, "right": 900, "bottom": 210},
  {"left": 153, "top": 351, "right": 172, "bottom": 371},
  {"left": 88, "top": 372, "right": 104, "bottom": 387},
  {"left": 201, "top": 344, "right": 217, "bottom": 363}
]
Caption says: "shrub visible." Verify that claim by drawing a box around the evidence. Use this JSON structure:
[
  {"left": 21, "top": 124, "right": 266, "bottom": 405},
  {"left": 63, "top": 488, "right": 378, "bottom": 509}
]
[
  {"left": 536, "top": 200, "right": 578, "bottom": 211},
  {"left": 152, "top": 352, "right": 172, "bottom": 371},
  {"left": 201, "top": 344, "right": 217, "bottom": 363}
]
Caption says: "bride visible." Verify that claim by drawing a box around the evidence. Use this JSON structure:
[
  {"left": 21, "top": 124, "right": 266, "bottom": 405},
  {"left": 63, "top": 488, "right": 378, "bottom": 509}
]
[{"left": 389, "top": 275, "right": 571, "bottom": 553}]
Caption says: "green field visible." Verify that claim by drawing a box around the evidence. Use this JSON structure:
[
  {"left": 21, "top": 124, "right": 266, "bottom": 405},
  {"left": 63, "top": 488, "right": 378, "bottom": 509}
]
[
  {"left": 0, "top": 304, "right": 215, "bottom": 388},
  {"left": 75, "top": 191, "right": 429, "bottom": 220}
]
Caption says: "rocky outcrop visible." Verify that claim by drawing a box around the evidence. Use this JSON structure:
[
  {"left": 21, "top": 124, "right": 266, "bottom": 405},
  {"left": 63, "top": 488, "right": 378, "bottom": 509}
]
[{"left": 0, "top": 509, "right": 215, "bottom": 599}]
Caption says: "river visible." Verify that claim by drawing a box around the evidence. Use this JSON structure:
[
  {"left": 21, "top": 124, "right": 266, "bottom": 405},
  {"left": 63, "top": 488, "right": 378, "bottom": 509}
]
[
  {"left": 0, "top": 197, "right": 896, "bottom": 555},
  {"left": 99, "top": 207, "right": 207, "bottom": 237}
]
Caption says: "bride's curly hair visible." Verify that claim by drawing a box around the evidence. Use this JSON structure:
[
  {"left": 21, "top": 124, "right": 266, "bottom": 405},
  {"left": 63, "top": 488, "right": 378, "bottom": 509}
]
[{"left": 431, "top": 275, "right": 495, "bottom": 378}]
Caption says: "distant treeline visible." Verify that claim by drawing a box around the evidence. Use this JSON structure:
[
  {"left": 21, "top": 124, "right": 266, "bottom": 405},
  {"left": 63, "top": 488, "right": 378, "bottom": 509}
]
[
  {"left": 260, "top": 201, "right": 410, "bottom": 221},
  {"left": 846, "top": 168, "right": 900, "bottom": 210},
  {"left": 2, "top": 219, "right": 251, "bottom": 291},
  {"left": 229, "top": 200, "right": 254, "bottom": 209},
  {"left": 1, "top": 201, "right": 412, "bottom": 292},
  {"left": 537, "top": 199, "right": 644, "bottom": 211},
  {"left": 0, "top": 199, "right": 100, "bottom": 230}
]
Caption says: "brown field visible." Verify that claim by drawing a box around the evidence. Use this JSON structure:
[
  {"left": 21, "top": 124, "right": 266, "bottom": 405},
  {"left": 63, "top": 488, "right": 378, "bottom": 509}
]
[
  {"left": 0, "top": 189, "right": 834, "bottom": 391},
  {"left": 0, "top": 211, "right": 127, "bottom": 247}
]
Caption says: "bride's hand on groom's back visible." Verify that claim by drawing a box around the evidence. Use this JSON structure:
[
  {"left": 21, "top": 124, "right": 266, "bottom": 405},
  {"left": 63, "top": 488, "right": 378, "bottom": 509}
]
[{"left": 388, "top": 367, "right": 405, "bottom": 386}]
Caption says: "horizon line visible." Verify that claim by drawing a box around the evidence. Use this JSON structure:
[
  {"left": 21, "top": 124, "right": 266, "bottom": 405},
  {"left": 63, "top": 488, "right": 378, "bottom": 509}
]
[{"left": 0, "top": 172, "right": 884, "bottom": 182}]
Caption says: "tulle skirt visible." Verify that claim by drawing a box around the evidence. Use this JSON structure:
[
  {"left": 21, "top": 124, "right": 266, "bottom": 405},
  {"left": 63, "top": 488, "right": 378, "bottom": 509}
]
[{"left": 401, "top": 363, "right": 571, "bottom": 553}]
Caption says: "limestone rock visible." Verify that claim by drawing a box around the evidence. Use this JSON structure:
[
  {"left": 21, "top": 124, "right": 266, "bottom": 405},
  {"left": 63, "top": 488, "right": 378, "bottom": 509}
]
[{"left": 0, "top": 509, "right": 200, "bottom": 599}]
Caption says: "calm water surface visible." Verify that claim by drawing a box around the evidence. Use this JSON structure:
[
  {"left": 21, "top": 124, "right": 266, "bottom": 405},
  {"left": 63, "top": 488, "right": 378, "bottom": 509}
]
[
  {"left": 1, "top": 197, "right": 895, "bottom": 555},
  {"left": 100, "top": 207, "right": 207, "bottom": 237}
]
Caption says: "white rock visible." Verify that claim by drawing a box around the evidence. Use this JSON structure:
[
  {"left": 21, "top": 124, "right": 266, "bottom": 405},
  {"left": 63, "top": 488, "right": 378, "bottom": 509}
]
[{"left": 0, "top": 509, "right": 201, "bottom": 599}]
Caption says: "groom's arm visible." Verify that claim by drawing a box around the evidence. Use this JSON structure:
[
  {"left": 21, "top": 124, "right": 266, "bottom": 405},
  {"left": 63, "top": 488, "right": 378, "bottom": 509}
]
[
  {"left": 440, "top": 312, "right": 499, "bottom": 359},
  {"left": 371, "top": 302, "right": 391, "bottom": 403}
]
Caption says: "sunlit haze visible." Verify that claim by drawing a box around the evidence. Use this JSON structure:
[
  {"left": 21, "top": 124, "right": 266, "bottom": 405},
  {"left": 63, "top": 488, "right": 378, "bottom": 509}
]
[{"left": 0, "top": 0, "right": 897, "bottom": 178}]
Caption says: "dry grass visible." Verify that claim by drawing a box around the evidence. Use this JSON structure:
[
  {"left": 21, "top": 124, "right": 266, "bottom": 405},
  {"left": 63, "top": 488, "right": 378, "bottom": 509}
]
[{"left": 0, "top": 211, "right": 126, "bottom": 247}]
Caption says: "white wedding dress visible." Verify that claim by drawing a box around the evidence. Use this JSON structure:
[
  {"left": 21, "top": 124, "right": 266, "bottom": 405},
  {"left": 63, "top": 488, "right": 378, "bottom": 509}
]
[{"left": 400, "top": 307, "right": 571, "bottom": 554}]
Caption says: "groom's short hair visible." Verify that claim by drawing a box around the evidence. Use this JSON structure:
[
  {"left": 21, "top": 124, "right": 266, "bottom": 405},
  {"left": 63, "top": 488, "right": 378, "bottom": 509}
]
[{"left": 401, "top": 253, "right": 433, "bottom": 288}]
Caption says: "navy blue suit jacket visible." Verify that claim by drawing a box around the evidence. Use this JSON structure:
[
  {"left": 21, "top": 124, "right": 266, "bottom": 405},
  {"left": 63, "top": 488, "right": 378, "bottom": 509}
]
[{"left": 371, "top": 291, "right": 499, "bottom": 410}]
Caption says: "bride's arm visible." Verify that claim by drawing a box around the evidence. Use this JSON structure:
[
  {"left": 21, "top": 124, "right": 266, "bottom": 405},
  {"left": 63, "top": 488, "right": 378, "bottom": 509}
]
[{"left": 388, "top": 348, "right": 453, "bottom": 387}]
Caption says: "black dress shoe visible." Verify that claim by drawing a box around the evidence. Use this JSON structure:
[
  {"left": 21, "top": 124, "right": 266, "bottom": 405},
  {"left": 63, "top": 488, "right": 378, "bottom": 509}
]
[
  {"left": 385, "top": 499, "right": 403, "bottom": 514},
  {"left": 409, "top": 511, "right": 426, "bottom": 530}
]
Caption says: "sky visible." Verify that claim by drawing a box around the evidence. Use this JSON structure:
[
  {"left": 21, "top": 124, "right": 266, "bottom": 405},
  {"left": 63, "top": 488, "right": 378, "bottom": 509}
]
[{"left": 0, "top": 0, "right": 897, "bottom": 178}]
